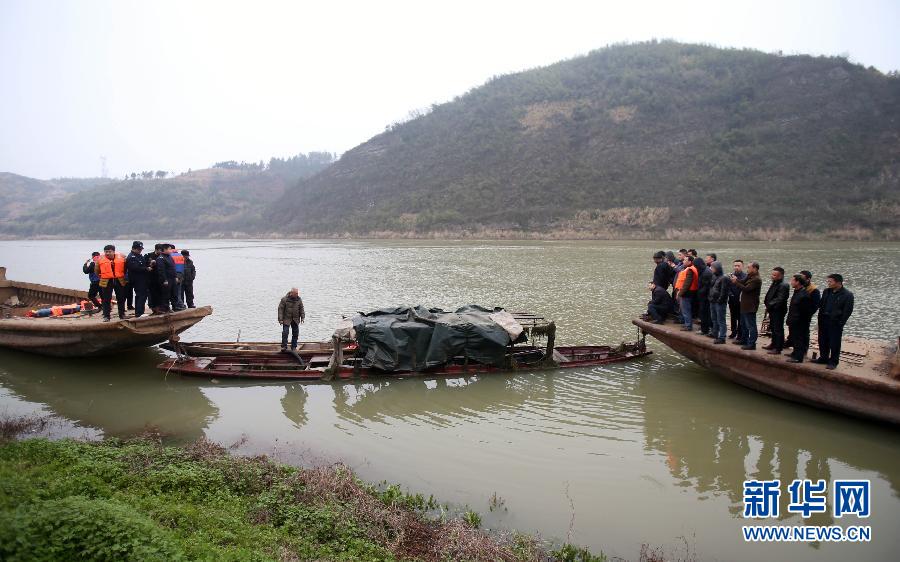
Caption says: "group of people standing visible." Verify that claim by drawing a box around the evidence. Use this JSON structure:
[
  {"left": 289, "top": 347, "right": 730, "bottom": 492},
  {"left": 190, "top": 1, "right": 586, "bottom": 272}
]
[
  {"left": 83, "top": 241, "right": 197, "bottom": 321},
  {"left": 645, "top": 249, "right": 854, "bottom": 369}
]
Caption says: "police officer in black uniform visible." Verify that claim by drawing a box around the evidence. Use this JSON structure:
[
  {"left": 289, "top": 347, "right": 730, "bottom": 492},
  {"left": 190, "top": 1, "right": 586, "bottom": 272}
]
[
  {"left": 144, "top": 244, "right": 163, "bottom": 313},
  {"left": 125, "top": 241, "right": 151, "bottom": 317}
]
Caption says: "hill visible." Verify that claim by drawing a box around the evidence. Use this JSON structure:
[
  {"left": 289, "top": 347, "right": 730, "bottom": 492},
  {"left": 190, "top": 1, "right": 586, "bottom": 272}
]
[
  {"left": 0, "top": 153, "right": 335, "bottom": 238},
  {"left": 268, "top": 41, "right": 900, "bottom": 240},
  {"left": 0, "top": 173, "right": 112, "bottom": 222}
]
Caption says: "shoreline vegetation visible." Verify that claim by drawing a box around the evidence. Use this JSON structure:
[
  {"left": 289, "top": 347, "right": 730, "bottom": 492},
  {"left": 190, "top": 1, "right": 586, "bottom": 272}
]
[{"left": 0, "top": 415, "right": 609, "bottom": 562}]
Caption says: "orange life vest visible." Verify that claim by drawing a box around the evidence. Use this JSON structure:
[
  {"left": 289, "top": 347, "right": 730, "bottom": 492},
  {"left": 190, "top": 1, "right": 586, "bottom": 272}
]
[
  {"left": 97, "top": 253, "right": 126, "bottom": 279},
  {"left": 674, "top": 265, "right": 699, "bottom": 291}
]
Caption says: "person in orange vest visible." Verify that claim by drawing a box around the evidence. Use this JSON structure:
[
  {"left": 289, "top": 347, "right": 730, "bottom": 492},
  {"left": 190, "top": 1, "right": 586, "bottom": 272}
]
[
  {"left": 673, "top": 255, "right": 698, "bottom": 331},
  {"left": 96, "top": 244, "right": 128, "bottom": 322}
]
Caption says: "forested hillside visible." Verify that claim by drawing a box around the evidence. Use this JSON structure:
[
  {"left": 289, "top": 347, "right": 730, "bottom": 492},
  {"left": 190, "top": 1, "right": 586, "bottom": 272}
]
[
  {"left": 0, "top": 153, "right": 335, "bottom": 238},
  {"left": 269, "top": 41, "right": 900, "bottom": 240},
  {"left": 0, "top": 174, "right": 112, "bottom": 222}
]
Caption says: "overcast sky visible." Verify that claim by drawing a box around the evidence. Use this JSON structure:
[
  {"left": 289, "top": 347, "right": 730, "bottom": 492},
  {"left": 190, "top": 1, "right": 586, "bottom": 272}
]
[{"left": 1, "top": 0, "right": 898, "bottom": 180}]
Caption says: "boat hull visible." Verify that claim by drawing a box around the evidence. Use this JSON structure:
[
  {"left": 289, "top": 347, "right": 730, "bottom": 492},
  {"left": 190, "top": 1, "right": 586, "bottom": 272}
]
[
  {"left": 157, "top": 344, "right": 652, "bottom": 381},
  {"left": 633, "top": 318, "right": 900, "bottom": 425},
  {"left": 0, "top": 307, "right": 213, "bottom": 357},
  {"left": 0, "top": 267, "right": 213, "bottom": 357},
  {"left": 160, "top": 340, "right": 356, "bottom": 357}
]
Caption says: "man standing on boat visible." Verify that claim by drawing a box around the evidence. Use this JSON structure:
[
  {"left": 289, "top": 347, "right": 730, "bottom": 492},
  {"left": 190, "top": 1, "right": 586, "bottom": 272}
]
[
  {"left": 652, "top": 251, "right": 671, "bottom": 290},
  {"left": 731, "top": 261, "right": 762, "bottom": 350},
  {"left": 707, "top": 261, "right": 730, "bottom": 344},
  {"left": 674, "top": 255, "right": 698, "bottom": 331},
  {"left": 800, "top": 270, "right": 821, "bottom": 310},
  {"left": 814, "top": 274, "right": 854, "bottom": 370},
  {"left": 278, "top": 288, "right": 305, "bottom": 351},
  {"left": 97, "top": 244, "right": 128, "bottom": 322},
  {"left": 155, "top": 245, "right": 178, "bottom": 313},
  {"left": 694, "top": 257, "right": 713, "bottom": 335},
  {"left": 762, "top": 267, "right": 790, "bottom": 354},
  {"left": 786, "top": 274, "right": 815, "bottom": 363},
  {"left": 728, "top": 260, "right": 746, "bottom": 339},
  {"left": 169, "top": 245, "right": 187, "bottom": 310},
  {"left": 180, "top": 250, "right": 196, "bottom": 308},
  {"left": 126, "top": 241, "right": 150, "bottom": 318},
  {"left": 82, "top": 251, "right": 102, "bottom": 309}
]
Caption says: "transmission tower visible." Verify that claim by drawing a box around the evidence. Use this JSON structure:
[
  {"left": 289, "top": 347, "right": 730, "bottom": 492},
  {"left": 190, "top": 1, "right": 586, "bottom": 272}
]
[{"left": 100, "top": 156, "right": 108, "bottom": 178}]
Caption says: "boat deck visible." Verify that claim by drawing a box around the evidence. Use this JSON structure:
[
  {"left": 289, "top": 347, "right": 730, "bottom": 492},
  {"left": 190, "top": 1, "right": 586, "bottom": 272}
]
[
  {"left": 634, "top": 317, "right": 900, "bottom": 424},
  {"left": 634, "top": 318, "right": 898, "bottom": 386}
]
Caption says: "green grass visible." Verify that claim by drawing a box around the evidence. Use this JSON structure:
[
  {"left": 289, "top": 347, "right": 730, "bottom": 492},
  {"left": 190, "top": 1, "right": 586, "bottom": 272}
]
[{"left": 0, "top": 436, "right": 604, "bottom": 561}]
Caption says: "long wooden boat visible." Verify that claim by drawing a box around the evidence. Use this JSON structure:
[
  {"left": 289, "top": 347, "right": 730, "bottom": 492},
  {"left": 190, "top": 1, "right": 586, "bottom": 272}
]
[
  {"left": 160, "top": 340, "right": 357, "bottom": 357},
  {"left": 0, "top": 266, "right": 212, "bottom": 357},
  {"left": 157, "top": 343, "right": 651, "bottom": 381},
  {"left": 633, "top": 318, "right": 900, "bottom": 425}
]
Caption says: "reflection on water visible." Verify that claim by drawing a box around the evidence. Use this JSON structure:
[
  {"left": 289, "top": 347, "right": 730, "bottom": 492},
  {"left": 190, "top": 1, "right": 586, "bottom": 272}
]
[
  {"left": 0, "top": 239, "right": 898, "bottom": 561},
  {"left": 330, "top": 373, "right": 556, "bottom": 428},
  {"left": 641, "top": 368, "right": 900, "bottom": 530},
  {"left": 0, "top": 348, "right": 217, "bottom": 441}
]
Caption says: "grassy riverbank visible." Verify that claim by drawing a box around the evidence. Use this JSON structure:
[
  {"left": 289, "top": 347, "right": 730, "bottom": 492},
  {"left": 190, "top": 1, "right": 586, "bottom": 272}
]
[{"left": 0, "top": 427, "right": 604, "bottom": 561}]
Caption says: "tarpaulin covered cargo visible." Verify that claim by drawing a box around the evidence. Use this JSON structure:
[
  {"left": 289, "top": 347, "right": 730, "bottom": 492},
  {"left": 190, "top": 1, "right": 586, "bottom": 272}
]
[{"left": 349, "top": 305, "right": 525, "bottom": 372}]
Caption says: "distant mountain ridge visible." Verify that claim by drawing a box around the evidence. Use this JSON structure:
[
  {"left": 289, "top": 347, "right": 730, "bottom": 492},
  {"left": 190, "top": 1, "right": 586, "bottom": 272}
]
[
  {"left": 0, "top": 173, "right": 112, "bottom": 222},
  {"left": 0, "top": 153, "right": 335, "bottom": 238},
  {"left": 266, "top": 41, "right": 900, "bottom": 240},
  {"left": 3, "top": 42, "right": 899, "bottom": 240}
]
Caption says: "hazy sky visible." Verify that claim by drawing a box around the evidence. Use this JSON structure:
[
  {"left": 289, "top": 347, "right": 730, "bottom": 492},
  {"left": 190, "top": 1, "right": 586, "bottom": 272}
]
[{"left": 1, "top": 0, "right": 898, "bottom": 179}]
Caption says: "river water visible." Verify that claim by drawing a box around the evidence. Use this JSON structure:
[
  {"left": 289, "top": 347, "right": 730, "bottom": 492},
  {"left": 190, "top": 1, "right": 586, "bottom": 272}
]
[{"left": 1, "top": 239, "right": 898, "bottom": 561}]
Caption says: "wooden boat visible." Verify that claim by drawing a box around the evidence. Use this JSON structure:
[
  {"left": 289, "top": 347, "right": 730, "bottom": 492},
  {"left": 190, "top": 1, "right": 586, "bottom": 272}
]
[
  {"left": 633, "top": 318, "right": 900, "bottom": 425},
  {"left": 0, "top": 266, "right": 212, "bottom": 357},
  {"left": 160, "top": 340, "right": 357, "bottom": 357},
  {"left": 157, "top": 342, "right": 651, "bottom": 381}
]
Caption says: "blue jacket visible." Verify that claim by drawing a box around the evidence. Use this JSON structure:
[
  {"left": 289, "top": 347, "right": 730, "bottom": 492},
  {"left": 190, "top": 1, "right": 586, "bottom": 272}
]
[{"left": 83, "top": 258, "right": 99, "bottom": 283}]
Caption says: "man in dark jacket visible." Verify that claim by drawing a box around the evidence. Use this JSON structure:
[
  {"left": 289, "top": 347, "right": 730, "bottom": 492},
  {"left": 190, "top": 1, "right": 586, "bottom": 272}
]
[
  {"left": 652, "top": 251, "right": 671, "bottom": 291},
  {"left": 163, "top": 245, "right": 186, "bottom": 312},
  {"left": 645, "top": 281, "right": 674, "bottom": 324},
  {"left": 181, "top": 250, "right": 196, "bottom": 308},
  {"left": 814, "top": 274, "right": 854, "bottom": 369},
  {"left": 731, "top": 261, "right": 762, "bottom": 350},
  {"left": 155, "top": 245, "right": 177, "bottom": 313},
  {"left": 82, "top": 251, "right": 101, "bottom": 308},
  {"left": 707, "top": 261, "right": 730, "bottom": 343},
  {"left": 785, "top": 270, "right": 821, "bottom": 350},
  {"left": 786, "top": 274, "right": 815, "bottom": 363},
  {"left": 728, "top": 259, "right": 746, "bottom": 339},
  {"left": 145, "top": 244, "right": 163, "bottom": 313},
  {"left": 694, "top": 257, "right": 713, "bottom": 335},
  {"left": 125, "top": 241, "right": 151, "bottom": 317},
  {"left": 800, "top": 270, "right": 821, "bottom": 311},
  {"left": 763, "top": 267, "right": 790, "bottom": 354},
  {"left": 665, "top": 251, "right": 678, "bottom": 291},
  {"left": 278, "top": 288, "right": 306, "bottom": 351}
]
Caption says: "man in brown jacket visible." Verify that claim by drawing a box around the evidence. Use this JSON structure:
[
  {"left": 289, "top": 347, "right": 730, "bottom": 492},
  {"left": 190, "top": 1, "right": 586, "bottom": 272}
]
[
  {"left": 731, "top": 261, "right": 762, "bottom": 350},
  {"left": 278, "top": 288, "right": 305, "bottom": 351}
]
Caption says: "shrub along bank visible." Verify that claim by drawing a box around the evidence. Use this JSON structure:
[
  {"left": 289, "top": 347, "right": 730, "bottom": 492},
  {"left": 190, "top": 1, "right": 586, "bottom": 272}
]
[{"left": 0, "top": 435, "right": 605, "bottom": 561}]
